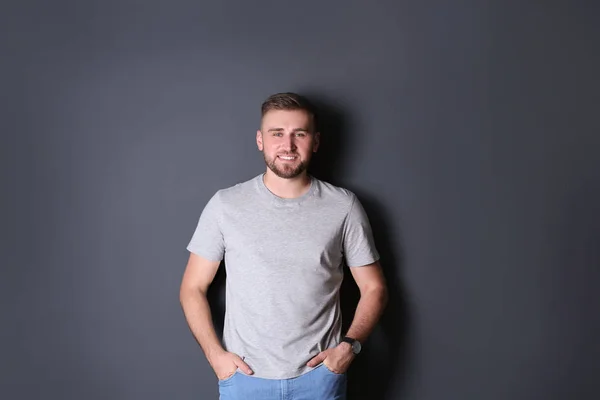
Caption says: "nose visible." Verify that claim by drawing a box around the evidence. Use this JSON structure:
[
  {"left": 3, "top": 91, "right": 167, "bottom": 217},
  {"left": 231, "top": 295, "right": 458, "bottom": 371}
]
[{"left": 283, "top": 135, "right": 297, "bottom": 151}]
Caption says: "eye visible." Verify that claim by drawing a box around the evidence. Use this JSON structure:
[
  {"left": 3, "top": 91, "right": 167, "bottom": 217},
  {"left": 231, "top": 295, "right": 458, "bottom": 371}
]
[
  {"left": 295, "top": 132, "right": 306, "bottom": 137},
  {"left": 273, "top": 132, "right": 283, "bottom": 137}
]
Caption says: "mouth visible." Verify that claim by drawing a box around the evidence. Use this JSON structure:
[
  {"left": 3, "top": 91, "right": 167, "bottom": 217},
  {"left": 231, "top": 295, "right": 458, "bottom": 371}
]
[{"left": 277, "top": 155, "right": 299, "bottom": 161}]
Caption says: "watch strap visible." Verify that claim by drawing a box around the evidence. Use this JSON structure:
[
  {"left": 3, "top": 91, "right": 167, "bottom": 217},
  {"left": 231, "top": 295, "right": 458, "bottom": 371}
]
[{"left": 342, "top": 336, "right": 361, "bottom": 354}]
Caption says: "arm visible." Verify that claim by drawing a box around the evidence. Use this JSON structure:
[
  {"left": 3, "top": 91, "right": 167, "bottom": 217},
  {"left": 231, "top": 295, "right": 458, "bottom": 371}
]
[
  {"left": 179, "top": 252, "right": 224, "bottom": 364},
  {"left": 179, "top": 252, "right": 253, "bottom": 377},
  {"left": 343, "top": 260, "right": 389, "bottom": 344},
  {"left": 339, "top": 195, "right": 388, "bottom": 343}
]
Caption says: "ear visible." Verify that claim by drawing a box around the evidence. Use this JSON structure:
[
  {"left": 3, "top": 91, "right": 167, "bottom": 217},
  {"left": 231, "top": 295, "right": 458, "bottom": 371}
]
[
  {"left": 256, "top": 130, "right": 264, "bottom": 151},
  {"left": 313, "top": 131, "right": 321, "bottom": 153}
]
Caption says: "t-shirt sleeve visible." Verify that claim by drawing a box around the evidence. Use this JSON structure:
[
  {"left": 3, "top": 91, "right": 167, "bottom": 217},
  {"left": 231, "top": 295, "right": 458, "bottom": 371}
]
[
  {"left": 186, "top": 191, "right": 225, "bottom": 262},
  {"left": 342, "top": 193, "right": 380, "bottom": 267}
]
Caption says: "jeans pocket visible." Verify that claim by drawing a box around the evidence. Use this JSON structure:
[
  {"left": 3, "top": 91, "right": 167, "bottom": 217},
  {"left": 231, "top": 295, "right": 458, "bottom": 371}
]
[
  {"left": 218, "top": 368, "right": 239, "bottom": 384},
  {"left": 322, "top": 363, "right": 345, "bottom": 376}
]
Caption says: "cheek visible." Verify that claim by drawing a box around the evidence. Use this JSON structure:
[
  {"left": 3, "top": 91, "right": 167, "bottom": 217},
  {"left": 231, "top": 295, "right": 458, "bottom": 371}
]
[
  {"left": 300, "top": 143, "right": 315, "bottom": 156},
  {"left": 266, "top": 143, "right": 277, "bottom": 152},
  {"left": 264, "top": 144, "right": 279, "bottom": 157}
]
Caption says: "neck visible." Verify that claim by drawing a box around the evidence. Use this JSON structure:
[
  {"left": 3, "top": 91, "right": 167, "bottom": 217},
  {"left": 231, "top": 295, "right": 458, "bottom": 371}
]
[{"left": 263, "top": 170, "right": 312, "bottom": 199}]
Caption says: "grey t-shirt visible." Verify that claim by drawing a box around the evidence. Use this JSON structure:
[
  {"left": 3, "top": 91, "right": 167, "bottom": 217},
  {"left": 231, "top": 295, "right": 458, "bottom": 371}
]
[{"left": 187, "top": 173, "right": 379, "bottom": 379}]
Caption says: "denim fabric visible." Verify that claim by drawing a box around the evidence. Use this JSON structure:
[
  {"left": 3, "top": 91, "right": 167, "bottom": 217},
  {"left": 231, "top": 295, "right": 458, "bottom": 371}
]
[{"left": 218, "top": 363, "right": 347, "bottom": 400}]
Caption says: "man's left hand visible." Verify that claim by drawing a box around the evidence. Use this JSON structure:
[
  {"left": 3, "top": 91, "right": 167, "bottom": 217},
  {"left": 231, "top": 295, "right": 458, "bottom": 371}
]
[{"left": 306, "top": 342, "right": 355, "bottom": 374}]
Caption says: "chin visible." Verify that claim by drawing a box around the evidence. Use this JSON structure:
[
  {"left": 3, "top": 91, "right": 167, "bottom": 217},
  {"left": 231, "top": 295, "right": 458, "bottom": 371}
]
[{"left": 268, "top": 165, "right": 307, "bottom": 179}]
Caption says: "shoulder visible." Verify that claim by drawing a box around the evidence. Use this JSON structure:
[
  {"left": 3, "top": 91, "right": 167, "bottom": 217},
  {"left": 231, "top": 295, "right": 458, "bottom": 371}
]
[
  {"left": 211, "top": 174, "right": 261, "bottom": 205},
  {"left": 313, "top": 177, "right": 357, "bottom": 209}
]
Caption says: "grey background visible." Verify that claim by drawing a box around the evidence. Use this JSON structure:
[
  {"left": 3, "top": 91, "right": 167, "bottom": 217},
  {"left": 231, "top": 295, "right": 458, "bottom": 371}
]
[{"left": 2, "top": 1, "right": 599, "bottom": 399}]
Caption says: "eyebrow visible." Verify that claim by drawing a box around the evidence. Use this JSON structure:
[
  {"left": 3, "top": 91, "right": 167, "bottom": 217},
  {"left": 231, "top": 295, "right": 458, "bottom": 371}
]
[{"left": 267, "top": 128, "right": 310, "bottom": 133}]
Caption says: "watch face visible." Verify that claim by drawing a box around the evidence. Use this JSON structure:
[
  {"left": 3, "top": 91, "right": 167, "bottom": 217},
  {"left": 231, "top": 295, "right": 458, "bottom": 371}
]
[{"left": 352, "top": 341, "right": 362, "bottom": 354}]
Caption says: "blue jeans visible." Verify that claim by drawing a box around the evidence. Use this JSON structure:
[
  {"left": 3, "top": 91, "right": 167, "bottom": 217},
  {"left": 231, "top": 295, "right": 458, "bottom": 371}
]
[{"left": 218, "top": 363, "right": 347, "bottom": 400}]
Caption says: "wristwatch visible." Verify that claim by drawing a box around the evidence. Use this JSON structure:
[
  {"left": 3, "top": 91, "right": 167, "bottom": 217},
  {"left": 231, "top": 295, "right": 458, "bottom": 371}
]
[{"left": 341, "top": 336, "right": 362, "bottom": 355}]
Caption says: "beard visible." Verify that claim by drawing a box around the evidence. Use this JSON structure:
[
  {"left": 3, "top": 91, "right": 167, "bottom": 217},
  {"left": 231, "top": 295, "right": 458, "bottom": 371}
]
[{"left": 263, "top": 152, "right": 309, "bottom": 179}]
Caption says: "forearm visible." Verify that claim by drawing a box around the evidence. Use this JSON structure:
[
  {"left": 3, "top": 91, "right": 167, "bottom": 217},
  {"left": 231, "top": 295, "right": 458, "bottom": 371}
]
[
  {"left": 179, "top": 288, "right": 225, "bottom": 364},
  {"left": 344, "top": 286, "right": 388, "bottom": 344}
]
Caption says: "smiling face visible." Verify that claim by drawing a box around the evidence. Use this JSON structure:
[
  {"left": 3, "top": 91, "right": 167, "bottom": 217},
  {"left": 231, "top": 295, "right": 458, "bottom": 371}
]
[{"left": 257, "top": 109, "right": 320, "bottom": 179}]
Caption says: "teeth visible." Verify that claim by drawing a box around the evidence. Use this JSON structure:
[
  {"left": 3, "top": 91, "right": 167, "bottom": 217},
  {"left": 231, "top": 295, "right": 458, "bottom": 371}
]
[{"left": 279, "top": 156, "right": 296, "bottom": 160}]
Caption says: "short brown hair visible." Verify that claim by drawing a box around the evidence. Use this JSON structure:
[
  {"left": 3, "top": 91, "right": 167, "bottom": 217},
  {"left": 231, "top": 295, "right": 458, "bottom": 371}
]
[{"left": 261, "top": 92, "right": 317, "bottom": 129}]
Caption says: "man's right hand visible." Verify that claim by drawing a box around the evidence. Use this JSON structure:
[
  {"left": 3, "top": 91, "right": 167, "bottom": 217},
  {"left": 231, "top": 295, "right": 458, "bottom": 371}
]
[{"left": 211, "top": 350, "right": 254, "bottom": 380}]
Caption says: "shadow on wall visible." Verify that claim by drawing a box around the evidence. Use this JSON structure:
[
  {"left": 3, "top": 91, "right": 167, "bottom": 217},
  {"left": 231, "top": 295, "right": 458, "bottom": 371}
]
[
  {"left": 205, "top": 92, "right": 413, "bottom": 400},
  {"left": 549, "top": 179, "right": 600, "bottom": 398}
]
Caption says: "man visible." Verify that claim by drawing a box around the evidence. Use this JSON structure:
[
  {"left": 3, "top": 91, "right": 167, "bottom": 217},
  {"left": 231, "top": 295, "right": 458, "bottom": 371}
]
[{"left": 179, "top": 92, "right": 388, "bottom": 399}]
